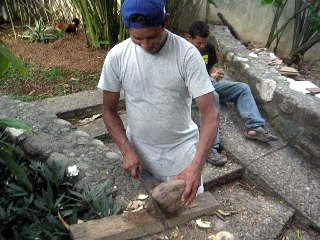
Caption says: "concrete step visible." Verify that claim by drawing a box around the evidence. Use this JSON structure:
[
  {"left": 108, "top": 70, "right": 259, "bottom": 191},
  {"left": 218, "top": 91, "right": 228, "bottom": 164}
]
[
  {"left": 203, "top": 160, "right": 243, "bottom": 190},
  {"left": 36, "top": 89, "right": 125, "bottom": 119},
  {"left": 219, "top": 103, "right": 320, "bottom": 231}
]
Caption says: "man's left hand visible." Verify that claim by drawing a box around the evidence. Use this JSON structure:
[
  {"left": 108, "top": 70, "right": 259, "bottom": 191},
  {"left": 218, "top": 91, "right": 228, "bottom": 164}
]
[
  {"left": 211, "top": 67, "right": 224, "bottom": 81},
  {"left": 173, "top": 163, "right": 202, "bottom": 205}
]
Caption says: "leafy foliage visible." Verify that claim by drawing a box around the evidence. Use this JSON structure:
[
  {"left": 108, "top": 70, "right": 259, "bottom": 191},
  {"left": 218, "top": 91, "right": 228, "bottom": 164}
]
[
  {"left": 261, "top": 0, "right": 284, "bottom": 7},
  {"left": 70, "top": 0, "right": 128, "bottom": 48},
  {"left": 0, "top": 42, "right": 25, "bottom": 77},
  {"left": 261, "top": 0, "right": 320, "bottom": 64},
  {"left": 22, "top": 18, "right": 64, "bottom": 43},
  {"left": 0, "top": 118, "right": 122, "bottom": 239}
]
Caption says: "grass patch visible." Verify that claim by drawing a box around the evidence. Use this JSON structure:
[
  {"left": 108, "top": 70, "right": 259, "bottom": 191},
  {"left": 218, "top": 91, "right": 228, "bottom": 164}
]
[{"left": 0, "top": 63, "right": 99, "bottom": 101}]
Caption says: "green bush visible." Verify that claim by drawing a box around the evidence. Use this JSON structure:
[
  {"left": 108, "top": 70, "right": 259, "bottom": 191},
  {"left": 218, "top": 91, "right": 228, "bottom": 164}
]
[
  {"left": 0, "top": 118, "right": 122, "bottom": 240},
  {"left": 22, "top": 18, "right": 64, "bottom": 43}
]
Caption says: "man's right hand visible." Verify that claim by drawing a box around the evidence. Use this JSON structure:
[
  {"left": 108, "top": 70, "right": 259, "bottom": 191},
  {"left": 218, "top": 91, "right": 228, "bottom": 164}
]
[{"left": 122, "top": 150, "right": 142, "bottom": 178}]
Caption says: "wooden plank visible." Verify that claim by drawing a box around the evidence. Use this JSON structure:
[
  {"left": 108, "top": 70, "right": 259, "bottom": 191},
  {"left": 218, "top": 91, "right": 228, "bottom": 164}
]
[
  {"left": 306, "top": 87, "right": 320, "bottom": 95},
  {"left": 70, "top": 191, "right": 219, "bottom": 240}
]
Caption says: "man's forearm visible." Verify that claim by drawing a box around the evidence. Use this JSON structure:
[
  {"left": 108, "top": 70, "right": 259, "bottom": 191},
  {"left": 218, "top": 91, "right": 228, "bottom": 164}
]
[
  {"left": 193, "top": 111, "right": 218, "bottom": 169},
  {"left": 103, "top": 110, "right": 134, "bottom": 156},
  {"left": 193, "top": 93, "right": 219, "bottom": 169}
]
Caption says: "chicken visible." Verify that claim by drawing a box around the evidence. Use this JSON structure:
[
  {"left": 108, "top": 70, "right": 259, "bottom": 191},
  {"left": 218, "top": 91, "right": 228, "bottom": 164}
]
[{"left": 56, "top": 18, "right": 80, "bottom": 34}]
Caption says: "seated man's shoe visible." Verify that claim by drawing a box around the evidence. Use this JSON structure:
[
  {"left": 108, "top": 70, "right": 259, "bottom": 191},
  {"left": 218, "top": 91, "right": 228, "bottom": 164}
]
[
  {"left": 207, "top": 148, "right": 227, "bottom": 166},
  {"left": 245, "top": 127, "right": 278, "bottom": 143}
]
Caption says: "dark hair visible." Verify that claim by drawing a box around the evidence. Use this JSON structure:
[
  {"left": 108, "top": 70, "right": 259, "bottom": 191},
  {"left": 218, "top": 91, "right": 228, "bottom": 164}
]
[
  {"left": 129, "top": 13, "right": 165, "bottom": 27},
  {"left": 189, "top": 21, "right": 209, "bottom": 39}
]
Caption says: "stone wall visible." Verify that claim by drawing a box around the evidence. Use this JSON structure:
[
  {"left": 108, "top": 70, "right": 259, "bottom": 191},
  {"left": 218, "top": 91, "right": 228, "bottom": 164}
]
[{"left": 211, "top": 25, "right": 320, "bottom": 161}]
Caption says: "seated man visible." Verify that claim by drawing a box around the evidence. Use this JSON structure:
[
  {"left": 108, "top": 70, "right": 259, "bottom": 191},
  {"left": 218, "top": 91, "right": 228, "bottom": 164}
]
[{"left": 189, "top": 21, "right": 277, "bottom": 162}]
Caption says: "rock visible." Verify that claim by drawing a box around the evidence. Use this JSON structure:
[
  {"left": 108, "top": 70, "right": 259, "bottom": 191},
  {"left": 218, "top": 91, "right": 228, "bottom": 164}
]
[
  {"left": 255, "top": 78, "right": 276, "bottom": 102},
  {"left": 151, "top": 179, "right": 186, "bottom": 214}
]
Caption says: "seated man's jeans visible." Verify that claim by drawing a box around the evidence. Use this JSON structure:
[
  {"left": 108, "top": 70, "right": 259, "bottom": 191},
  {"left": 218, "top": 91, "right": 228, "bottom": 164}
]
[
  {"left": 192, "top": 77, "right": 265, "bottom": 150},
  {"left": 213, "top": 78, "right": 265, "bottom": 130}
]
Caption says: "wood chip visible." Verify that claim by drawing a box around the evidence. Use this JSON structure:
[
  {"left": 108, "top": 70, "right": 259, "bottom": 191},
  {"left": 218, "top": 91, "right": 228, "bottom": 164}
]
[{"left": 195, "top": 218, "right": 211, "bottom": 228}]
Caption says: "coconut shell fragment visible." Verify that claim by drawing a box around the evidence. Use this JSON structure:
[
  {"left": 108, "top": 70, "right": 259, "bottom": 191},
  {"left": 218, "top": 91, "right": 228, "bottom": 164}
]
[{"left": 151, "top": 179, "right": 186, "bottom": 214}]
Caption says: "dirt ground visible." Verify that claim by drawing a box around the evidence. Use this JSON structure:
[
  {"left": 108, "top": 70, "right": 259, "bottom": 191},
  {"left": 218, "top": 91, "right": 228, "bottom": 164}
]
[{"left": 0, "top": 25, "right": 106, "bottom": 73}]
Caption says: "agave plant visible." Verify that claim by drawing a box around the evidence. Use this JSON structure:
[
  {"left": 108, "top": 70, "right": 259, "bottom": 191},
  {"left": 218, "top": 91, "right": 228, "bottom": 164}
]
[
  {"left": 0, "top": 118, "right": 122, "bottom": 239},
  {"left": 22, "top": 18, "right": 64, "bottom": 43}
]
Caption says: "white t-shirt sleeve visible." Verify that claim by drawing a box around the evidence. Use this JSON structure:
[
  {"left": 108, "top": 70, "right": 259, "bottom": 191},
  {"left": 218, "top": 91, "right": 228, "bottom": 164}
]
[
  {"left": 97, "top": 49, "right": 121, "bottom": 92},
  {"left": 184, "top": 47, "right": 214, "bottom": 99}
]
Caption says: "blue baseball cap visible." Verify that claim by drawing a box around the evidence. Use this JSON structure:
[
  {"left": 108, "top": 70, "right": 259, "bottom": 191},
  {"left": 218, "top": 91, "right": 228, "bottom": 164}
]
[{"left": 122, "top": 0, "right": 167, "bottom": 28}]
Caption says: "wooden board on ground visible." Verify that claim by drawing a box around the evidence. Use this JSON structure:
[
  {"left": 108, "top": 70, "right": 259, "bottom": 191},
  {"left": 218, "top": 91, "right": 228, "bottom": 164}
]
[{"left": 70, "top": 191, "right": 219, "bottom": 240}]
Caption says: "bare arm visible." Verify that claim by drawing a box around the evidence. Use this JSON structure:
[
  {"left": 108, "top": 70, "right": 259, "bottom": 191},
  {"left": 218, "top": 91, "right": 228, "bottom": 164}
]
[
  {"left": 175, "top": 92, "right": 218, "bottom": 204},
  {"left": 102, "top": 91, "right": 142, "bottom": 178}
]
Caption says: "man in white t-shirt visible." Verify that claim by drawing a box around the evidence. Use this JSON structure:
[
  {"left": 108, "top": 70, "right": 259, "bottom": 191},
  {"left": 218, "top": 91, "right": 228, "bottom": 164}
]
[{"left": 98, "top": 0, "right": 218, "bottom": 204}]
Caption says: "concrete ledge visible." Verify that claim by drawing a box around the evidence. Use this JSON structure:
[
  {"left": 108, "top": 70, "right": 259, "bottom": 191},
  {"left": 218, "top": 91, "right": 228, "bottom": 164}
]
[
  {"left": 36, "top": 89, "right": 125, "bottom": 120},
  {"left": 210, "top": 25, "right": 320, "bottom": 161}
]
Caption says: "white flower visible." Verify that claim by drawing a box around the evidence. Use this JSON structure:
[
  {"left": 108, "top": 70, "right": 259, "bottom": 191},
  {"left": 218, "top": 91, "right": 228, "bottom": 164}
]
[{"left": 67, "top": 165, "right": 79, "bottom": 177}]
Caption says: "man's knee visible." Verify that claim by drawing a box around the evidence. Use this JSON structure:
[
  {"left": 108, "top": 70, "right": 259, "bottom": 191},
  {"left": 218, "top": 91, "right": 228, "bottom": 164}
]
[{"left": 237, "top": 82, "right": 251, "bottom": 93}]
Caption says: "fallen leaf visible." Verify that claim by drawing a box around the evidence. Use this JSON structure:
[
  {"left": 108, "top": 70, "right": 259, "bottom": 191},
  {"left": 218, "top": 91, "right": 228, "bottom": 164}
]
[
  {"left": 131, "top": 205, "right": 144, "bottom": 212},
  {"left": 217, "top": 209, "right": 231, "bottom": 216},
  {"left": 137, "top": 193, "right": 148, "bottom": 200},
  {"left": 195, "top": 218, "right": 211, "bottom": 228},
  {"left": 211, "top": 231, "right": 235, "bottom": 240},
  {"left": 126, "top": 200, "right": 145, "bottom": 211},
  {"left": 78, "top": 114, "right": 102, "bottom": 126}
]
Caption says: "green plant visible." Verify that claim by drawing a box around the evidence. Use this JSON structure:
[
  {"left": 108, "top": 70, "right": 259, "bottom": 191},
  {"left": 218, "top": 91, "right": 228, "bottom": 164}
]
[
  {"left": 22, "top": 18, "right": 61, "bottom": 42},
  {"left": 22, "top": 18, "right": 64, "bottom": 43},
  {"left": 0, "top": 118, "right": 122, "bottom": 239},
  {"left": 70, "top": 0, "right": 128, "bottom": 48},
  {"left": 261, "top": 0, "right": 320, "bottom": 64},
  {"left": 0, "top": 41, "right": 25, "bottom": 76}
]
